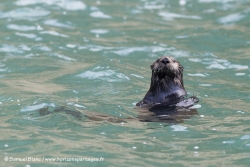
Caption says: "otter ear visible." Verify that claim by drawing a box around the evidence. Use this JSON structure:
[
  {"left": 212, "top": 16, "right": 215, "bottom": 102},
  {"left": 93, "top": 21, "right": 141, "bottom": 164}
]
[
  {"left": 150, "top": 64, "right": 154, "bottom": 70},
  {"left": 179, "top": 64, "right": 184, "bottom": 71}
]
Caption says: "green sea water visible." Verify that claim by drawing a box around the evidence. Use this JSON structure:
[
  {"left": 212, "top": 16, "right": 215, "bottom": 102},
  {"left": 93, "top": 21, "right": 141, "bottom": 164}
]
[{"left": 0, "top": 0, "right": 250, "bottom": 166}]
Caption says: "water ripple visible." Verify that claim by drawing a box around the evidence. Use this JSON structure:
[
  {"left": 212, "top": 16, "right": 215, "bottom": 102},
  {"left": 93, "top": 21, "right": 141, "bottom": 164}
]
[
  {"left": 171, "top": 125, "right": 189, "bottom": 131},
  {"left": 241, "top": 135, "right": 250, "bottom": 140},
  {"left": 113, "top": 46, "right": 168, "bottom": 56},
  {"left": 199, "top": 0, "right": 236, "bottom": 3},
  {"left": 1, "top": 7, "right": 50, "bottom": 20},
  {"left": 20, "top": 103, "right": 55, "bottom": 112},
  {"left": 16, "top": 0, "right": 86, "bottom": 11},
  {"left": 51, "top": 53, "right": 75, "bottom": 61},
  {"left": 206, "top": 59, "right": 249, "bottom": 70},
  {"left": 90, "top": 29, "right": 109, "bottom": 34},
  {"left": 188, "top": 73, "right": 207, "bottom": 77},
  {"left": 0, "top": 44, "right": 23, "bottom": 53},
  {"left": 90, "top": 11, "right": 112, "bottom": 19},
  {"left": 113, "top": 47, "right": 148, "bottom": 56},
  {"left": 44, "top": 19, "right": 74, "bottom": 28},
  {"left": 7, "top": 24, "right": 37, "bottom": 31},
  {"left": 40, "top": 31, "right": 68, "bottom": 38},
  {"left": 218, "top": 13, "right": 245, "bottom": 24},
  {"left": 158, "top": 12, "right": 202, "bottom": 20},
  {"left": 15, "top": 32, "right": 37, "bottom": 39},
  {"left": 77, "top": 68, "right": 130, "bottom": 82}
]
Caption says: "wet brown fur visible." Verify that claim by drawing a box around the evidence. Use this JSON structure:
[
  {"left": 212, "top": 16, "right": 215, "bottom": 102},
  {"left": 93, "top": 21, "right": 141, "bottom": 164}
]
[{"left": 137, "top": 56, "right": 187, "bottom": 107}]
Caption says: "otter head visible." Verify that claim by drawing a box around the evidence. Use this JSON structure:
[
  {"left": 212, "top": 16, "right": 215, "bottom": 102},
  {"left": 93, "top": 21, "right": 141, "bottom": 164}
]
[{"left": 150, "top": 56, "right": 184, "bottom": 90}]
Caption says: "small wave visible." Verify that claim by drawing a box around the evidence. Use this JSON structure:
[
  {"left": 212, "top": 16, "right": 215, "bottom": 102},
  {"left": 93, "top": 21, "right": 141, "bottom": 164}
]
[
  {"left": 67, "top": 102, "right": 86, "bottom": 108},
  {"left": 66, "top": 44, "right": 77, "bottom": 48},
  {"left": 199, "top": 0, "right": 236, "bottom": 3},
  {"left": 158, "top": 12, "right": 202, "bottom": 21},
  {"left": 218, "top": 13, "right": 245, "bottom": 24},
  {"left": 7, "top": 24, "right": 36, "bottom": 31},
  {"left": 20, "top": 103, "right": 55, "bottom": 112},
  {"left": 16, "top": 0, "right": 86, "bottom": 11},
  {"left": 38, "top": 46, "right": 51, "bottom": 51},
  {"left": 44, "top": 19, "right": 74, "bottom": 28},
  {"left": 206, "top": 59, "right": 248, "bottom": 70},
  {"left": 207, "top": 63, "right": 227, "bottom": 69},
  {"left": 78, "top": 45, "right": 114, "bottom": 52},
  {"left": 90, "top": 11, "right": 112, "bottom": 19},
  {"left": 19, "top": 45, "right": 31, "bottom": 51},
  {"left": 144, "top": 5, "right": 165, "bottom": 10},
  {"left": 235, "top": 73, "right": 245, "bottom": 76},
  {"left": 1, "top": 7, "right": 50, "bottom": 20},
  {"left": 0, "top": 44, "right": 23, "bottom": 53},
  {"left": 188, "top": 73, "right": 207, "bottom": 77},
  {"left": 113, "top": 47, "right": 147, "bottom": 56},
  {"left": 15, "top": 32, "right": 36, "bottom": 39},
  {"left": 241, "top": 135, "right": 250, "bottom": 140},
  {"left": 188, "top": 58, "right": 202, "bottom": 62},
  {"left": 228, "top": 64, "right": 248, "bottom": 70},
  {"left": 40, "top": 31, "right": 68, "bottom": 38},
  {"left": 199, "top": 84, "right": 212, "bottom": 87},
  {"left": 90, "top": 29, "right": 109, "bottom": 34},
  {"left": 57, "top": 1, "right": 86, "bottom": 11},
  {"left": 131, "top": 74, "right": 144, "bottom": 78},
  {"left": 77, "top": 69, "right": 130, "bottom": 82},
  {"left": 171, "top": 125, "right": 188, "bottom": 131},
  {"left": 113, "top": 46, "right": 167, "bottom": 56},
  {"left": 51, "top": 53, "right": 75, "bottom": 61},
  {"left": 222, "top": 140, "right": 235, "bottom": 144}
]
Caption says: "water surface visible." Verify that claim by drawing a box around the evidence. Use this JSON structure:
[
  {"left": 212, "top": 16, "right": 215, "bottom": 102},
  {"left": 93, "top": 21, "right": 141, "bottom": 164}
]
[{"left": 1, "top": 0, "right": 250, "bottom": 166}]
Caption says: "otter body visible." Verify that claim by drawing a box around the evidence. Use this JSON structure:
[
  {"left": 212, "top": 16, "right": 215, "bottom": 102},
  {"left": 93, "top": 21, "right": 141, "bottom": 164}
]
[
  {"left": 142, "top": 80, "right": 187, "bottom": 104},
  {"left": 137, "top": 56, "right": 197, "bottom": 108}
]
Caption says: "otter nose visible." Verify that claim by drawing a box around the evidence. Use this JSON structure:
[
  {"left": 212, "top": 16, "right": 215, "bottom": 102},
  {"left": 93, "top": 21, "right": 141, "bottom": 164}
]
[{"left": 162, "top": 57, "right": 170, "bottom": 64}]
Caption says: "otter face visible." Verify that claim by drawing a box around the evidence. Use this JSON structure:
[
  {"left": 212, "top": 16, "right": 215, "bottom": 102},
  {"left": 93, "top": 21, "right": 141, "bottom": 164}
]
[{"left": 150, "top": 56, "right": 183, "bottom": 78}]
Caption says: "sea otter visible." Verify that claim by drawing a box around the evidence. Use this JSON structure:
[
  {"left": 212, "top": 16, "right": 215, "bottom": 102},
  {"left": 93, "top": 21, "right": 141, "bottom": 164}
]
[
  {"left": 136, "top": 56, "right": 198, "bottom": 109},
  {"left": 37, "top": 56, "right": 198, "bottom": 123}
]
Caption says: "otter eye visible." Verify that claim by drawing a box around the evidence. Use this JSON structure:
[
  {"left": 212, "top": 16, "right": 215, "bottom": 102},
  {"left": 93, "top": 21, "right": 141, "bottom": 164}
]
[{"left": 173, "top": 60, "right": 176, "bottom": 63}]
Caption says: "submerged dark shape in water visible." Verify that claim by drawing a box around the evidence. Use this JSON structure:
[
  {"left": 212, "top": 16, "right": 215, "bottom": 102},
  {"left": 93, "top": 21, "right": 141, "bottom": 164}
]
[
  {"left": 38, "top": 106, "right": 83, "bottom": 119},
  {"left": 136, "top": 56, "right": 199, "bottom": 122}
]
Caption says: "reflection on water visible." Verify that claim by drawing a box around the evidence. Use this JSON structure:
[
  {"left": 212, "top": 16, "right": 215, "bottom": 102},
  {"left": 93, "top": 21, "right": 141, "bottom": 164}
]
[
  {"left": 138, "top": 106, "right": 198, "bottom": 124},
  {"left": 1, "top": 0, "right": 250, "bottom": 166}
]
